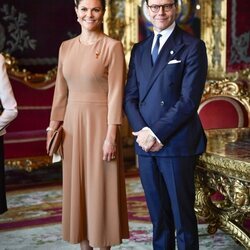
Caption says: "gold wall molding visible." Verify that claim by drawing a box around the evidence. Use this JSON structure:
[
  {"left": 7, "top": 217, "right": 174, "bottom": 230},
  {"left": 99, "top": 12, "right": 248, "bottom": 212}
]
[
  {"left": 200, "top": 0, "right": 227, "bottom": 79},
  {"left": 104, "top": 0, "right": 139, "bottom": 64}
]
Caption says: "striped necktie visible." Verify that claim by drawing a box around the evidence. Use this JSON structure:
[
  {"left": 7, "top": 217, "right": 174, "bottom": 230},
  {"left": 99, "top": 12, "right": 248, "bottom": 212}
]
[{"left": 152, "top": 34, "right": 162, "bottom": 64}]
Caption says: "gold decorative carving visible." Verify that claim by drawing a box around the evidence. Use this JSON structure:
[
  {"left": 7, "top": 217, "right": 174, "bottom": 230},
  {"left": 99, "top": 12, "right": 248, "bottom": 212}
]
[
  {"left": 195, "top": 167, "right": 250, "bottom": 249},
  {"left": 227, "top": 67, "right": 250, "bottom": 83},
  {"left": 202, "top": 80, "right": 250, "bottom": 118},
  {"left": 198, "top": 155, "right": 249, "bottom": 180},
  {"left": 5, "top": 156, "right": 53, "bottom": 172},
  {"left": 2, "top": 53, "right": 56, "bottom": 89},
  {"left": 195, "top": 128, "right": 250, "bottom": 249}
]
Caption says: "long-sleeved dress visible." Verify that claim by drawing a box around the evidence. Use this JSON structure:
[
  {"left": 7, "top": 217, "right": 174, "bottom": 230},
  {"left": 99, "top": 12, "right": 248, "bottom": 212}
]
[
  {"left": 50, "top": 35, "right": 129, "bottom": 247},
  {"left": 0, "top": 54, "right": 18, "bottom": 214}
]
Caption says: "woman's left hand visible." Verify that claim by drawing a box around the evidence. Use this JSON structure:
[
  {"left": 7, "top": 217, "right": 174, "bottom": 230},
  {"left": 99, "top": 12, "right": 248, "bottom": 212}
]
[{"left": 103, "top": 139, "right": 116, "bottom": 161}]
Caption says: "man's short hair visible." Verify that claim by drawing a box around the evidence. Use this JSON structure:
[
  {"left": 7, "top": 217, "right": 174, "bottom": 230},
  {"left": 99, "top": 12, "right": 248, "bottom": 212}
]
[{"left": 145, "top": 0, "right": 178, "bottom": 5}]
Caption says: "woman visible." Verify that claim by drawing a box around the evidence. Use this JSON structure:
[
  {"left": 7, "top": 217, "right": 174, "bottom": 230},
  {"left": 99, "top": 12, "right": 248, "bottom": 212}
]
[
  {"left": 0, "top": 53, "right": 18, "bottom": 214},
  {"left": 46, "top": 0, "right": 129, "bottom": 249}
]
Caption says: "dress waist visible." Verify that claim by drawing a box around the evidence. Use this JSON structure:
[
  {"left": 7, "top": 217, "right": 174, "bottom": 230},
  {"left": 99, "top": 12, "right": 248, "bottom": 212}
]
[{"left": 68, "top": 92, "right": 107, "bottom": 103}]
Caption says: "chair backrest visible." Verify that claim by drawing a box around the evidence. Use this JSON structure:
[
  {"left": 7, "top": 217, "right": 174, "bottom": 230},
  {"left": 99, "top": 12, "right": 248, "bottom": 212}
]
[
  {"left": 198, "top": 80, "right": 250, "bottom": 129},
  {"left": 2, "top": 53, "right": 55, "bottom": 170}
]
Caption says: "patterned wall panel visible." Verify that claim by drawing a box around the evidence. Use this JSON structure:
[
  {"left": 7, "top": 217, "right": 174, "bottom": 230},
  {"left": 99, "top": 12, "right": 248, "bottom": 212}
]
[
  {"left": 0, "top": 0, "right": 79, "bottom": 72},
  {"left": 227, "top": 0, "right": 250, "bottom": 73}
]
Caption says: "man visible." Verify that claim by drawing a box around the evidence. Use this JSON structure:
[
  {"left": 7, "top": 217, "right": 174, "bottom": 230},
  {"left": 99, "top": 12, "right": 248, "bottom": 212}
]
[{"left": 124, "top": 0, "right": 207, "bottom": 249}]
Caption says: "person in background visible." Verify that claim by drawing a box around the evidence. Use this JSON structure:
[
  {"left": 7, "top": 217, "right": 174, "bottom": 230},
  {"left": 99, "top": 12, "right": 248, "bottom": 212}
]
[
  {"left": 46, "top": 0, "right": 129, "bottom": 249},
  {"left": 124, "top": 0, "right": 208, "bottom": 249},
  {"left": 0, "top": 53, "right": 18, "bottom": 214}
]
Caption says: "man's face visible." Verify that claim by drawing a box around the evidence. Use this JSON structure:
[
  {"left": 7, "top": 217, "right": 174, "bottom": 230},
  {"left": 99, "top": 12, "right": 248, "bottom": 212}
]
[{"left": 147, "top": 0, "right": 177, "bottom": 32}]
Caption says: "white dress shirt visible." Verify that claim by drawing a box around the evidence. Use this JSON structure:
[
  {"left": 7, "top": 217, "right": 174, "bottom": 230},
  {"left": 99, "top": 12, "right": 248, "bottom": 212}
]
[
  {"left": 0, "top": 54, "right": 18, "bottom": 136},
  {"left": 151, "top": 21, "right": 176, "bottom": 54}
]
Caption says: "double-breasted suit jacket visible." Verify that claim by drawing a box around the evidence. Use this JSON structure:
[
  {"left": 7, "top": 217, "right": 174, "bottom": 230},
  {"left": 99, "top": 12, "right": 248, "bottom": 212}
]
[{"left": 124, "top": 25, "right": 208, "bottom": 157}]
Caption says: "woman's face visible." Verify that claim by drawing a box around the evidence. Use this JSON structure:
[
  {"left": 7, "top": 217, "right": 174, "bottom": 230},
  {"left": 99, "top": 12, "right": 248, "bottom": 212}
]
[{"left": 75, "top": 0, "right": 105, "bottom": 32}]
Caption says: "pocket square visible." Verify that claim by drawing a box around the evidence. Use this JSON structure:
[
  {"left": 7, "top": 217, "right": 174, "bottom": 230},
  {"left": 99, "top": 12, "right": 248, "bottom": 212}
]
[{"left": 168, "top": 59, "right": 181, "bottom": 64}]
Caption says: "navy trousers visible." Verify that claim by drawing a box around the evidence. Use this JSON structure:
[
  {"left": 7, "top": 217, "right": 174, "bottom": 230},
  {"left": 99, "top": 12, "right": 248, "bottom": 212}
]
[{"left": 138, "top": 155, "right": 199, "bottom": 250}]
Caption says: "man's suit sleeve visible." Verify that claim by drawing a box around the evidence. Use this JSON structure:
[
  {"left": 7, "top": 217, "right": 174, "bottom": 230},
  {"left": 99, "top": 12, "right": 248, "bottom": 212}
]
[{"left": 124, "top": 45, "right": 148, "bottom": 132}]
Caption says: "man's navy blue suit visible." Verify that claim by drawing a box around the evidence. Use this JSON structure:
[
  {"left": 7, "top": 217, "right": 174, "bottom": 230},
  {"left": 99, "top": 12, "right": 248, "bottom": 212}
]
[{"left": 124, "top": 25, "right": 208, "bottom": 250}]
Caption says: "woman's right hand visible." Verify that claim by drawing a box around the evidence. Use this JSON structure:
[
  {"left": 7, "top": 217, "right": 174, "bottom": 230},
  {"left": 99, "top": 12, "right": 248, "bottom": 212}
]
[{"left": 102, "top": 139, "right": 116, "bottom": 162}]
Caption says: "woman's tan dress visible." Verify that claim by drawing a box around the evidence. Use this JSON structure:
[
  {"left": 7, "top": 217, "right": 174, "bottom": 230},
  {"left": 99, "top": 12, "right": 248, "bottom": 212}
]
[{"left": 50, "top": 35, "right": 129, "bottom": 247}]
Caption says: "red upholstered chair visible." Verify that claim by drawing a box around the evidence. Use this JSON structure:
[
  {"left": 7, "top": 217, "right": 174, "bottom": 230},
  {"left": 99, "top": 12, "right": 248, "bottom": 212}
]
[
  {"left": 197, "top": 80, "right": 250, "bottom": 202},
  {"left": 198, "top": 80, "right": 250, "bottom": 130},
  {"left": 3, "top": 54, "right": 56, "bottom": 171}
]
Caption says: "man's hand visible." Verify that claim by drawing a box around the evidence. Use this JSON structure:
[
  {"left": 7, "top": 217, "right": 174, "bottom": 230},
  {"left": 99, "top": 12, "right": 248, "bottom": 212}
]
[
  {"left": 149, "top": 141, "right": 163, "bottom": 152},
  {"left": 132, "top": 129, "right": 156, "bottom": 152}
]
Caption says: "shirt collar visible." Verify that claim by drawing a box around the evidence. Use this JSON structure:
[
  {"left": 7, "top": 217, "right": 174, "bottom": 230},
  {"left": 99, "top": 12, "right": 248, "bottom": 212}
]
[{"left": 154, "top": 22, "right": 176, "bottom": 38}]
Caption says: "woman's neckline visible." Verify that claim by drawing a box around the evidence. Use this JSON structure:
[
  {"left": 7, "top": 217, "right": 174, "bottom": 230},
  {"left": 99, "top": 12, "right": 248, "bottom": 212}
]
[{"left": 78, "top": 34, "right": 105, "bottom": 46}]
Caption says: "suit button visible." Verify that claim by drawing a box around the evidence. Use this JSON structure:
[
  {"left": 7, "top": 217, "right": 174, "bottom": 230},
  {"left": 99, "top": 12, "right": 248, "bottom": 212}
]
[{"left": 160, "top": 101, "right": 164, "bottom": 106}]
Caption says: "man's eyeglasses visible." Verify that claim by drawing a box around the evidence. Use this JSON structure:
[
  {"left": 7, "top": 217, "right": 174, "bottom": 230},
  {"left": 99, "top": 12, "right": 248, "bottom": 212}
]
[{"left": 147, "top": 3, "right": 176, "bottom": 13}]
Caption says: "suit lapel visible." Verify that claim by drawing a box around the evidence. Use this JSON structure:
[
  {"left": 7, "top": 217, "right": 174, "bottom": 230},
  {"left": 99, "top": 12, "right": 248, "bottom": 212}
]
[
  {"left": 141, "top": 35, "right": 154, "bottom": 80},
  {"left": 141, "top": 26, "right": 185, "bottom": 101}
]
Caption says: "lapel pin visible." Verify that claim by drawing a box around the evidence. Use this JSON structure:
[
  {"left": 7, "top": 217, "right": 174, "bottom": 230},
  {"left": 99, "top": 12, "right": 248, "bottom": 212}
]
[{"left": 170, "top": 50, "right": 174, "bottom": 55}]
